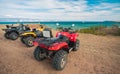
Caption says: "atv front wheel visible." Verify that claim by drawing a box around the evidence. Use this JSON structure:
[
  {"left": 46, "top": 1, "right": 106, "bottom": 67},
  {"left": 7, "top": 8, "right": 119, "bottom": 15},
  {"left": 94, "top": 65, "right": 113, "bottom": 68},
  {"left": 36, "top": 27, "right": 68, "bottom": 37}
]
[
  {"left": 24, "top": 37, "right": 34, "bottom": 47},
  {"left": 9, "top": 32, "right": 19, "bottom": 40},
  {"left": 34, "top": 46, "right": 46, "bottom": 61},
  {"left": 20, "top": 37, "right": 26, "bottom": 44},
  {"left": 52, "top": 50, "right": 68, "bottom": 70},
  {"left": 73, "top": 39, "right": 80, "bottom": 51},
  {"left": 4, "top": 32, "right": 10, "bottom": 39}
]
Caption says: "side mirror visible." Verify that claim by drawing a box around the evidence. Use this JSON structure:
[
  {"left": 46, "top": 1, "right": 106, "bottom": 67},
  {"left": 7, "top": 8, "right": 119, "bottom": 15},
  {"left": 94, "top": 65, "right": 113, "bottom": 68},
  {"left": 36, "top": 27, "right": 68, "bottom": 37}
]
[
  {"left": 71, "top": 24, "right": 75, "bottom": 27},
  {"left": 56, "top": 23, "right": 60, "bottom": 26}
]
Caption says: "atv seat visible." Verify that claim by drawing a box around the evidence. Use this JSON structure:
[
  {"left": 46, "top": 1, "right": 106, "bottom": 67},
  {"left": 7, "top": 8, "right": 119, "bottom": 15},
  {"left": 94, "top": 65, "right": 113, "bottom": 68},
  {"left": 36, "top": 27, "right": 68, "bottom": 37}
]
[
  {"left": 34, "top": 29, "right": 69, "bottom": 46},
  {"left": 38, "top": 38, "right": 55, "bottom": 46},
  {"left": 38, "top": 35, "right": 69, "bottom": 47},
  {"left": 54, "top": 35, "right": 69, "bottom": 43}
]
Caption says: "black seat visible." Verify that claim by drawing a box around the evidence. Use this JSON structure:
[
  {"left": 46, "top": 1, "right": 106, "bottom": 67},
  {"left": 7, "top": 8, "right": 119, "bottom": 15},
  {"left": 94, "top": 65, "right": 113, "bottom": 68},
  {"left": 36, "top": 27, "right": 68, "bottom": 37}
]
[
  {"left": 39, "top": 38, "right": 55, "bottom": 46},
  {"left": 56, "top": 35, "right": 69, "bottom": 42},
  {"left": 39, "top": 35, "right": 69, "bottom": 46}
]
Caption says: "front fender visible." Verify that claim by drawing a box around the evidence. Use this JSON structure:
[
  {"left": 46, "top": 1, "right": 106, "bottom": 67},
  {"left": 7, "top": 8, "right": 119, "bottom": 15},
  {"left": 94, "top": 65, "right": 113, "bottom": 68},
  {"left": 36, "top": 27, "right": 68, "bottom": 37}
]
[
  {"left": 21, "top": 32, "right": 36, "bottom": 37},
  {"left": 2, "top": 29, "right": 10, "bottom": 32},
  {"left": 70, "top": 33, "right": 79, "bottom": 42}
]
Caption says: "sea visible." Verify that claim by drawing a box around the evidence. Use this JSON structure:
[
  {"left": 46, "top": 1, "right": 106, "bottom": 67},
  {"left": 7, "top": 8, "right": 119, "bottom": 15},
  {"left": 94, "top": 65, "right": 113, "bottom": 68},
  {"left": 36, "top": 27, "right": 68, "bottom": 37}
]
[{"left": 0, "top": 21, "right": 120, "bottom": 29}]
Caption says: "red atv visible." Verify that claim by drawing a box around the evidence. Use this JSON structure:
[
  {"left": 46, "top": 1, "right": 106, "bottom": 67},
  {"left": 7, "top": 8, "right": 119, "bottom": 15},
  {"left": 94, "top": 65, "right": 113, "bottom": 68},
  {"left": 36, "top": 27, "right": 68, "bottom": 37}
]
[{"left": 33, "top": 26, "right": 80, "bottom": 70}]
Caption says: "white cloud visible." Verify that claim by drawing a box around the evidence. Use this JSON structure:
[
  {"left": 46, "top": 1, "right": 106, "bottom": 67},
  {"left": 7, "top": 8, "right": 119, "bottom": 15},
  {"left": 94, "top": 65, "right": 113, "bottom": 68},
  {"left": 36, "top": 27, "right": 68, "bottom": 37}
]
[
  {"left": 5, "top": 15, "right": 14, "bottom": 18},
  {"left": 0, "top": 0, "right": 120, "bottom": 21}
]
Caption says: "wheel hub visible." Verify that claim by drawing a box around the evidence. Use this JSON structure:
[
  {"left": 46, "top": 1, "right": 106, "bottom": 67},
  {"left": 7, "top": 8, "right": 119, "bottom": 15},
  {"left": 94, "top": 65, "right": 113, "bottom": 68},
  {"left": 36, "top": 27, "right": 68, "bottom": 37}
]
[
  {"left": 28, "top": 39, "right": 33, "bottom": 45},
  {"left": 76, "top": 42, "right": 79, "bottom": 49},
  {"left": 60, "top": 55, "right": 66, "bottom": 68},
  {"left": 39, "top": 52, "right": 46, "bottom": 58},
  {"left": 13, "top": 34, "right": 18, "bottom": 39}
]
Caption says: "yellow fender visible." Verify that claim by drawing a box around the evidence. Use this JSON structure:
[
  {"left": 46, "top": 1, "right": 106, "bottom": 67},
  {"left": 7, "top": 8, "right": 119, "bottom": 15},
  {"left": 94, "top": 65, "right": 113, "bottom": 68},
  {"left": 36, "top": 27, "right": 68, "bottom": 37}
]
[{"left": 21, "top": 32, "right": 37, "bottom": 37}]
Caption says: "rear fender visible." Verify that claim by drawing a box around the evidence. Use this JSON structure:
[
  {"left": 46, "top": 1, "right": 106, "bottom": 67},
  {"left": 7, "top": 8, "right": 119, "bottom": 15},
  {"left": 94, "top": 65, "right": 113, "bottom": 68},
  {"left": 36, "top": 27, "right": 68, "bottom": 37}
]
[
  {"left": 48, "top": 42, "right": 68, "bottom": 51},
  {"left": 56, "top": 32, "right": 60, "bottom": 37},
  {"left": 33, "top": 38, "right": 44, "bottom": 46},
  {"left": 33, "top": 41, "right": 39, "bottom": 46}
]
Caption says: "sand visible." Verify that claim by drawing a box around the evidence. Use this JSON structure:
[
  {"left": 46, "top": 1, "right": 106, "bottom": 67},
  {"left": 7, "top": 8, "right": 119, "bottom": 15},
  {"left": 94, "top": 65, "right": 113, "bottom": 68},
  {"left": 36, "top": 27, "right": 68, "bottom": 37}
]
[{"left": 0, "top": 25, "right": 120, "bottom": 74}]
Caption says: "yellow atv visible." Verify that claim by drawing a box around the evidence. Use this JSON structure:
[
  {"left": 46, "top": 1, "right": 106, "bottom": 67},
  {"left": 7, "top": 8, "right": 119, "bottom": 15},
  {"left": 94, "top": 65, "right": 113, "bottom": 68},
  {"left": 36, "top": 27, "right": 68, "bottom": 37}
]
[{"left": 20, "top": 26, "right": 53, "bottom": 47}]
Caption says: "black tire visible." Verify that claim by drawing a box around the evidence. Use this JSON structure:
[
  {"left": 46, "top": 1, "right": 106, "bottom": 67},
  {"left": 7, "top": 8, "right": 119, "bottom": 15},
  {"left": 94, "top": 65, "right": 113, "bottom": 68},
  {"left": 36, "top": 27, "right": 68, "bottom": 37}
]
[
  {"left": 52, "top": 50, "right": 68, "bottom": 70},
  {"left": 9, "top": 32, "right": 19, "bottom": 40},
  {"left": 33, "top": 46, "right": 46, "bottom": 61},
  {"left": 20, "top": 37, "right": 26, "bottom": 44},
  {"left": 73, "top": 39, "right": 80, "bottom": 51},
  {"left": 4, "top": 32, "right": 10, "bottom": 39},
  {"left": 24, "top": 36, "right": 34, "bottom": 47}
]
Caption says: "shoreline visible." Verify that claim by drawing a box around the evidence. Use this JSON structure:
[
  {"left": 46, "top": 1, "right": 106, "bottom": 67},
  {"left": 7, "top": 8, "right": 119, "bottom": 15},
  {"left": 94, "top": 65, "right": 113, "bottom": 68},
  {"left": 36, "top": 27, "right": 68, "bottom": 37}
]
[{"left": 0, "top": 21, "right": 120, "bottom": 30}]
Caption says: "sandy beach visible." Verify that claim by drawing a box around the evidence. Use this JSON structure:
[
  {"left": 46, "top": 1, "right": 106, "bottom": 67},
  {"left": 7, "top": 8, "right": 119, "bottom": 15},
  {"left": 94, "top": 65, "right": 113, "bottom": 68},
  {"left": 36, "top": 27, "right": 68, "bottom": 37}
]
[{"left": 0, "top": 25, "right": 120, "bottom": 74}]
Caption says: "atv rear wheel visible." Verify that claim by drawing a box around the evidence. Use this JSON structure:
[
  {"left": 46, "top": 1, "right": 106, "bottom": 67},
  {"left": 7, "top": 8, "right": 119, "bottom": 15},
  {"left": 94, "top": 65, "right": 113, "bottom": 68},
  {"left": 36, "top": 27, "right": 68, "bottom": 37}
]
[
  {"left": 20, "top": 37, "right": 26, "bottom": 44},
  {"left": 52, "top": 50, "right": 68, "bottom": 70},
  {"left": 4, "top": 32, "right": 10, "bottom": 39},
  {"left": 24, "top": 36, "right": 34, "bottom": 47},
  {"left": 73, "top": 39, "right": 80, "bottom": 51},
  {"left": 34, "top": 46, "right": 46, "bottom": 61},
  {"left": 9, "top": 32, "right": 19, "bottom": 40}
]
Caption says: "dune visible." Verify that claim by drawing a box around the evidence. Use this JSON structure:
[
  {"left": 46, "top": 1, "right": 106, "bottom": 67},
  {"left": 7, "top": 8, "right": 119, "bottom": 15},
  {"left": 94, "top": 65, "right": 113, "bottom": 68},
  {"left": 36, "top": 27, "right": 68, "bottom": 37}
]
[{"left": 0, "top": 25, "right": 120, "bottom": 74}]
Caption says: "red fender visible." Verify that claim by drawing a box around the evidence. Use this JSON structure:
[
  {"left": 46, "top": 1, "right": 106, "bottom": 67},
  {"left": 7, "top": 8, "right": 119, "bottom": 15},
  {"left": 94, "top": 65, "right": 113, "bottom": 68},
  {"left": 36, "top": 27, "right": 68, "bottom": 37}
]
[
  {"left": 48, "top": 42, "right": 68, "bottom": 51},
  {"left": 69, "top": 33, "right": 79, "bottom": 42}
]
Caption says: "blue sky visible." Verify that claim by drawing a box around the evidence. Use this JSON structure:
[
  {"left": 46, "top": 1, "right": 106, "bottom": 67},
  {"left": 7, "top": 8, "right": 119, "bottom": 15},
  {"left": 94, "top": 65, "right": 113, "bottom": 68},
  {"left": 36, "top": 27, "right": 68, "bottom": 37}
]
[{"left": 0, "top": 0, "right": 120, "bottom": 21}]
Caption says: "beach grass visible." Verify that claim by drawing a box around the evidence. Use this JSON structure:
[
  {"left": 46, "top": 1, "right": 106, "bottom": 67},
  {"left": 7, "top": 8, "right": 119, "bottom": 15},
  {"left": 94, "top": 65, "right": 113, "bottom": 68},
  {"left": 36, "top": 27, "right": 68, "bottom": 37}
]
[{"left": 76, "top": 25, "right": 120, "bottom": 36}]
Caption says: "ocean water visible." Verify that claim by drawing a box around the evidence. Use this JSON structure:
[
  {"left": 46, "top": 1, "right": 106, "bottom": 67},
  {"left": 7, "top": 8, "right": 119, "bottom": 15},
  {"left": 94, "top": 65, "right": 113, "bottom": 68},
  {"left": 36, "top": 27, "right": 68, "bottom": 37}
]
[
  {"left": 40, "top": 21, "right": 120, "bottom": 29},
  {"left": 0, "top": 21, "right": 120, "bottom": 29}
]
